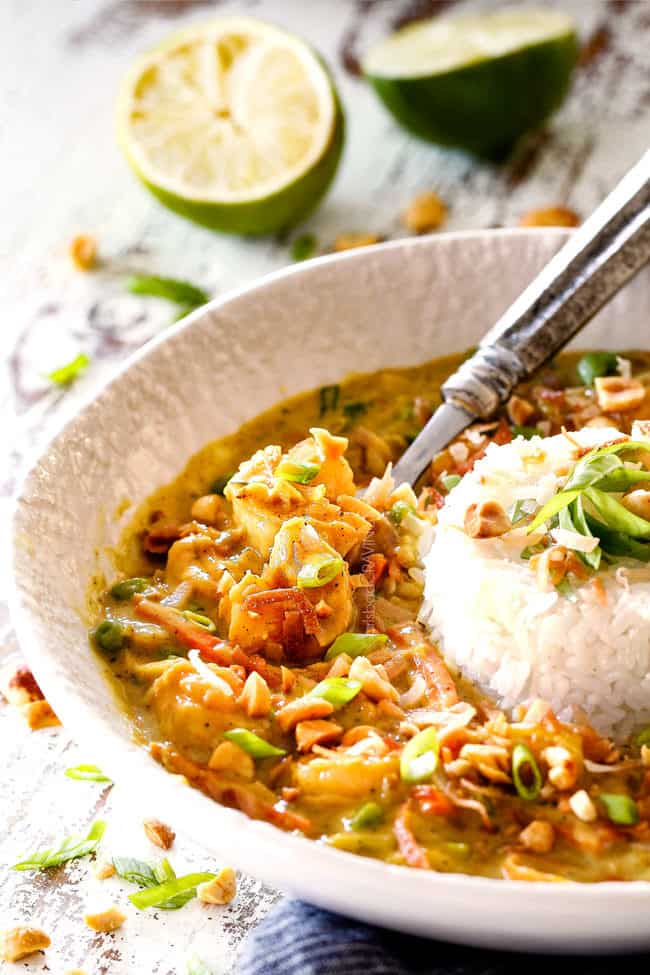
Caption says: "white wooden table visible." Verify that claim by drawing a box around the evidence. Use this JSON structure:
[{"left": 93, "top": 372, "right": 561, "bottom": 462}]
[{"left": 2, "top": 1, "right": 650, "bottom": 971}]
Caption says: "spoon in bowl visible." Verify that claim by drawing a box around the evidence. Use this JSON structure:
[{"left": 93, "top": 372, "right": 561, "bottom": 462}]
[{"left": 391, "top": 149, "right": 650, "bottom": 488}]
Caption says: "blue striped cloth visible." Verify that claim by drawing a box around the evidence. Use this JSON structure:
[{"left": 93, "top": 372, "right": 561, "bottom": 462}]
[{"left": 235, "top": 899, "right": 636, "bottom": 974}]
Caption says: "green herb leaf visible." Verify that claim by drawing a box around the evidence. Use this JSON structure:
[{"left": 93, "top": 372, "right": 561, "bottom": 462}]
[
  {"left": 113, "top": 856, "right": 158, "bottom": 887},
  {"left": 223, "top": 728, "right": 286, "bottom": 759},
  {"left": 297, "top": 554, "right": 344, "bottom": 589},
  {"left": 319, "top": 385, "right": 340, "bottom": 416},
  {"left": 441, "top": 474, "right": 461, "bottom": 492},
  {"left": 309, "top": 677, "right": 362, "bottom": 709},
  {"left": 520, "top": 543, "right": 545, "bottom": 560},
  {"left": 65, "top": 765, "right": 112, "bottom": 783},
  {"left": 595, "top": 468, "right": 650, "bottom": 492},
  {"left": 325, "top": 632, "right": 388, "bottom": 660},
  {"left": 565, "top": 452, "right": 623, "bottom": 492},
  {"left": 512, "top": 425, "right": 541, "bottom": 439},
  {"left": 577, "top": 352, "right": 618, "bottom": 386},
  {"left": 127, "top": 275, "right": 209, "bottom": 307},
  {"left": 129, "top": 872, "right": 215, "bottom": 910},
  {"left": 584, "top": 514, "right": 650, "bottom": 563},
  {"left": 47, "top": 352, "right": 90, "bottom": 386},
  {"left": 527, "top": 489, "right": 581, "bottom": 533},
  {"left": 342, "top": 401, "right": 368, "bottom": 421},
  {"left": 635, "top": 726, "right": 650, "bottom": 748},
  {"left": 291, "top": 233, "right": 317, "bottom": 262},
  {"left": 110, "top": 577, "right": 150, "bottom": 600},
  {"left": 586, "top": 487, "right": 650, "bottom": 539},
  {"left": 559, "top": 499, "right": 601, "bottom": 570},
  {"left": 400, "top": 727, "right": 439, "bottom": 784},
  {"left": 275, "top": 460, "right": 320, "bottom": 484},
  {"left": 13, "top": 820, "right": 106, "bottom": 871}
]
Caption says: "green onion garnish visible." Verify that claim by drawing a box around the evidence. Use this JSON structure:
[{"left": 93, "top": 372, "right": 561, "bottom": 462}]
[
  {"left": 441, "top": 474, "right": 461, "bottom": 492},
  {"left": 388, "top": 500, "right": 416, "bottom": 525},
  {"left": 182, "top": 610, "right": 216, "bottom": 632},
  {"left": 325, "top": 632, "right": 388, "bottom": 660},
  {"left": 577, "top": 351, "right": 618, "bottom": 386},
  {"left": 512, "top": 425, "right": 542, "bottom": 440},
  {"left": 110, "top": 577, "right": 150, "bottom": 600},
  {"left": 511, "top": 743, "right": 542, "bottom": 801},
  {"left": 599, "top": 793, "right": 639, "bottom": 826},
  {"left": 223, "top": 728, "right": 287, "bottom": 759},
  {"left": 520, "top": 543, "right": 545, "bottom": 560},
  {"left": 309, "top": 677, "right": 362, "bottom": 709},
  {"left": 527, "top": 489, "right": 582, "bottom": 534},
  {"left": 297, "top": 554, "right": 344, "bottom": 589},
  {"left": 93, "top": 620, "right": 125, "bottom": 653},
  {"left": 342, "top": 401, "right": 368, "bottom": 421},
  {"left": 114, "top": 856, "right": 200, "bottom": 909},
  {"left": 348, "top": 802, "right": 384, "bottom": 831},
  {"left": 635, "top": 726, "right": 650, "bottom": 748},
  {"left": 211, "top": 472, "right": 234, "bottom": 495},
  {"left": 13, "top": 820, "right": 106, "bottom": 871},
  {"left": 47, "top": 352, "right": 90, "bottom": 386},
  {"left": 400, "top": 727, "right": 440, "bottom": 784},
  {"left": 129, "top": 871, "right": 216, "bottom": 910},
  {"left": 127, "top": 274, "right": 209, "bottom": 307},
  {"left": 291, "top": 233, "right": 317, "bottom": 262},
  {"left": 445, "top": 841, "right": 471, "bottom": 858},
  {"left": 319, "top": 384, "right": 340, "bottom": 416},
  {"left": 275, "top": 460, "right": 320, "bottom": 484},
  {"left": 113, "top": 856, "right": 160, "bottom": 887},
  {"left": 65, "top": 765, "right": 112, "bottom": 783}
]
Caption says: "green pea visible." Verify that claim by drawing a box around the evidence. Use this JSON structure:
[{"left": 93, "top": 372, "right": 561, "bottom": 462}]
[
  {"left": 93, "top": 620, "right": 125, "bottom": 653},
  {"left": 577, "top": 352, "right": 618, "bottom": 386},
  {"left": 109, "top": 577, "right": 150, "bottom": 600},
  {"left": 388, "top": 500, "right": 416, "bottom": 525}
]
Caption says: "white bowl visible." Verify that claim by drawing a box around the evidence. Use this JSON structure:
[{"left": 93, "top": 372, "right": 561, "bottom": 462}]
[{"left": 11, "top": 229, "right": 650, "bottom": 954}]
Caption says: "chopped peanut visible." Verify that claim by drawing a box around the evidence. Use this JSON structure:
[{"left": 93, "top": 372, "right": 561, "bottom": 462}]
[
  {"left": 23, "top": 699, "right": 60, "bottom": 730},
  {"left": 84, "top": 906, "right": 126, "bottom": 932},
  {"left": 143, "top": 817, "right": 175, "bottom": 850},
  {"left": 295, "top": 719, "right": 343, "bottom": 752},
  {"left": 621, "top": 489, "right": 650, "bottom": 521},
  {"left": 519, "top": 206, "right": 579, "bottom": 228},
  {"left": 327, "top": 653, "right": 351, "bottom": 678},
  {"left": 519, "top": 820, "right": 555, "bottom": 854},
  {"left": 583, "top": 415, "right": 621, "bottom": 430},
  {"left": 506, "top": 394, "right": 535, "bottom": 427},
  {"left": 543, "top": 745, "right": 578, "bottom": 791},
  {"left": 280, "top": 666, "right": 296, "bottom": 694},
  {"left": 349, "top": 655, "right": 399, "bottom": 702},
  {"left": 0, "top": 663, "right": 43, "bottom": 706},
  {"left": 197, "top": 866, "right": 237, "bottom": 905},
  {"left": 594, "top": 376, "right": 645, "bottom": 413},
  {"left": 208, "top": 741, "right": 255, "bottom": 780},
  {"left": 569, "top": 789, "right": 597, "bottom": 823},
  {"left": 238, "top": 671, "right": 272, "bottom": 718},
  {"left": 464, "top": 500, "right": 511, "bottom": 539},
  {"left": 334, "top": 233, "right": 381, "bottom": 252},
  {"left": 93, "top": 858, "right": 117, "bottom": 880},
  {"left": 275, "top": 696, "right": 334, "bottom": 733},
  {"left": 402, "top": 191, "right": 447, "bottom": 234},
  {"left": 69, "top": 234, "right": 97, "bottom": 270},
  {"left": 190, "top": 494, "right": 224, "bottom": 524},
  {"left": 0, "top": 926, "right": 51, "bottom": 962}
]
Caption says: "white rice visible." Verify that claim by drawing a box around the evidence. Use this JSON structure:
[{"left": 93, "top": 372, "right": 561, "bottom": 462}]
[{"left": 419, "top": 425, "right": 650, "bottom": 739}]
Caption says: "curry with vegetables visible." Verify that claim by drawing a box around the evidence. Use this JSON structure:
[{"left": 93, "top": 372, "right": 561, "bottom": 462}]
[{"left": 93, "top": 350, "right": 650, "bottom": 882}]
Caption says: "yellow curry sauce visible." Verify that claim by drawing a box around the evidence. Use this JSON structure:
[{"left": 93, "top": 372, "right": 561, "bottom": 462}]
[{"left": 94, "top": 350, "right": 650, "bottom": 882}]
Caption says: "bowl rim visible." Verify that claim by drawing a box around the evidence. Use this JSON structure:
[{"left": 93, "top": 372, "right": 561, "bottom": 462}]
[{"left": 11, "top": 227, "right": 650, "bottom": 952}]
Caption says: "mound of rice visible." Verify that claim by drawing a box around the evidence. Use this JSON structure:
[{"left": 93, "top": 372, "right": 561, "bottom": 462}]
[{"left": 420, "top": 425, "right": 650, "bottom": 739}]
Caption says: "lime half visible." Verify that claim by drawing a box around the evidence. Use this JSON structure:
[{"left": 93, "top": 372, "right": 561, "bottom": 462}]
[
  {"left": 363, "top": 8, "right": 578, "bottom": 160},
  {"left": 117, "top": 17, "right": 343, "bottom": 235}
]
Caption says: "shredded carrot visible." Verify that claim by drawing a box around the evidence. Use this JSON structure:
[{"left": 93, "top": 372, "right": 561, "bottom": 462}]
[
  {"left": 411, "top": 786, "right": 454, "bottom": 817},
  {"left": 414, "top": 646, "right": 459, "bottom": 708},
  {"left": 393, "top": 802, "right": 430, "bottom": 869}
]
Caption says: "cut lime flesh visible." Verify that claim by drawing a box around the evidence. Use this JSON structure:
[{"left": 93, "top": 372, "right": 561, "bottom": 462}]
[{"left": 363, "top": 8, "right": 578, "bottom": 160}]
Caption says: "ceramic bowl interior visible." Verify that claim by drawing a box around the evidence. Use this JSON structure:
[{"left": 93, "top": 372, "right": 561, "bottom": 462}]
[{"left": 12, "top": 229, "right": 650, "bottom": 953}]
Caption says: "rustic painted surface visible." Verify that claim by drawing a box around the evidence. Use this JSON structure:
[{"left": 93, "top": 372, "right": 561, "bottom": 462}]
[{"left": 2, "top": 0, "right": 650, "bottom": 971}]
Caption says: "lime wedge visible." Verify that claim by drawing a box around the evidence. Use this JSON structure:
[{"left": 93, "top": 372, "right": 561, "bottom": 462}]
[
  {"left": 117, "top": 17, "right": 343, "bottom": 235},
  {"left": 363, "top": 8, "right": 578, "bottom": 159}
]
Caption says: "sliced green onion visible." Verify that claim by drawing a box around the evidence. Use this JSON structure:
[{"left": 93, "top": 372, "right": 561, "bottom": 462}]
[
  {"left": 584, "top": 513, "right": 650, "bottom": 562},
  {"left": 512, "top": 425, "right": 541, "bottom": 440},
  {"left": 342, "top": 401, "right": 368, "bottom": 421},
  {"left": 559, "top": 499, "right": 601, "bottom": 571},
  {"left": 596, "top": 468, "right": 650, "bottom": 492},
  {"left": 400, "top": 727, "right": 439, "bottom": 784},
  {"left": 388, "top": 500, "right": 416, "bottom": 525},
  {"left": 511, "top": 743, "right": 542, "bottom": 800},
  {"left": 183, "top": 610, "right": 216, "bottom": 632},
  {"left": 309, "top": 677, "right": 362, "bottom": 709},
  {"left": 565, "top": 452, "right": 623, "bottom": 492},
  {"left": 223, "top": 728, "right": 286, "bottom": 759},
  {"left": 348, "top": 802, "right": 384, "bottom": 831},
  {"left": 211, "top": 472, "right": 234, "bottom": 495},
  {"left": 127, "top": 274, "right": 209, "bottom": 307},
  {"left": 275, "top": 460, "right": 320, "bottom": 484},
  {"left": 297, "top": 554, "right": 344, "bottom": 589},
  {"left": 520, "top": 543, "right": 545, "bottom": 560},
  {"left": 129, "top": 872, "right": 215, "bottom": 910},
  {"left": 445, "top": 841, "right": 471, "bottom": 858},
  {"left": 110, "top": 577, "right": 150, "bottom": 600},
  {"left": 527, "top": 489, "right": 581, "bottom": 533},
  {"left": 325, "top": 632, "right": 389, "bottom": 660},
  {"left": 291, "top": 233, "right": 317, "bottom": 262},
  {"left": 13, "top": 820, "right": 106, "bottom": 871},
  {"left": 93, "top": 620, "right": 125, "bottom": 653},
  {"left": 599, "top": 793, "right": 638, "bottom": 826},
  {"left": 319, "top": 384, "right": 340, "bottom": 416},
  {"left": 635, "top": 726, "right": 650, "bottom": 748},
  {"left": 47, "top": 352, "right": 90, "bottom": 386},
  {"left": 577, "top": 351, "right": 618, "bottom": 386},
  {"left": 65, "top": 765, "right": 112, "bottom": 783},
  {"left": 441, "top": 474, "right": 461, "bottom": 492}
]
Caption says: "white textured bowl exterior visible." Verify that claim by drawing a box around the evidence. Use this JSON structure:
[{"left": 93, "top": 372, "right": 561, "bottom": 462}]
[{"left": 11, "top": 230, "right": 650, "bottom": 953}]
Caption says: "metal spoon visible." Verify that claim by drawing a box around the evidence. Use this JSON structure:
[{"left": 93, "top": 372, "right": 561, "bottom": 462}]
[{"left": 392, "top": 149, "right": 650, "bottom": 488}]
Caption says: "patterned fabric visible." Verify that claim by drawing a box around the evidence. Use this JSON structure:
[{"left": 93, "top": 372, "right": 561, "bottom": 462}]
[{"left": 235, "top": 899, "right": 641, "bottom": 975}]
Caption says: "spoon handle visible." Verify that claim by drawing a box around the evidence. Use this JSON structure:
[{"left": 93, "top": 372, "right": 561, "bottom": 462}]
[{"left": 442, "top": 150, "right": 650, "bottom": 417}]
